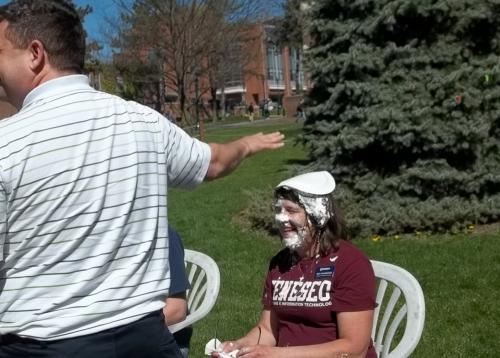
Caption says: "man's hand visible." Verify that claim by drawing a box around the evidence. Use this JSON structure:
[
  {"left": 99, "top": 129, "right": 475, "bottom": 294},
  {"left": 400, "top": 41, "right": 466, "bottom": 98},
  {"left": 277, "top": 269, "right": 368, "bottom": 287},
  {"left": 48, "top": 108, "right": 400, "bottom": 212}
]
[
  {"left": 239, "top": 132, "right": 285, "bottom": 155},
  {"left": 206, "top": 131, "right": 285, "bottom": 180}
]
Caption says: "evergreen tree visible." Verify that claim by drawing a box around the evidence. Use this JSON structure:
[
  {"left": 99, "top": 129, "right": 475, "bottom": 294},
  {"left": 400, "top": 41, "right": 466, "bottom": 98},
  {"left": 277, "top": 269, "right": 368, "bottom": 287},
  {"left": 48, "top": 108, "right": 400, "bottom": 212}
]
[
  {"left": 279, "top": 0, "right": 305, "bottom": 92},
  {"left": 302, "top": 0, "right": 500, "bottom": 236}
]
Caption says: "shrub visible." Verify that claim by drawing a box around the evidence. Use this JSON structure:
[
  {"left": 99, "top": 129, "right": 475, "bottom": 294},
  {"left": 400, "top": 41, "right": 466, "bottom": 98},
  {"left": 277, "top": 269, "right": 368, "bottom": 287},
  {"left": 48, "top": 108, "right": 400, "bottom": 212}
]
[{"left": 233, "top": 187, "right": 280, "bottom": 237}]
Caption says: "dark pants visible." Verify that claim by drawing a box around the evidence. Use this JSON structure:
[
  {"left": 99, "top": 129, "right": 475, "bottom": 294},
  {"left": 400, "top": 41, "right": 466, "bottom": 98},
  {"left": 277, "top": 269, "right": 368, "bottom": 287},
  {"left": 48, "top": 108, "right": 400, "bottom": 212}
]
[{"left": 0, "top": 311, "right": 183, "bottom": 358}]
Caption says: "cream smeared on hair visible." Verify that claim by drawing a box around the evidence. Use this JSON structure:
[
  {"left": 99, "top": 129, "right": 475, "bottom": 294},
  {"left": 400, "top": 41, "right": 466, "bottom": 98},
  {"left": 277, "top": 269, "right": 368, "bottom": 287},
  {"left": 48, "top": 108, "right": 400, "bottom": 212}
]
[{"left": 297, "top": 194, "right": 331, "bottom": 227}]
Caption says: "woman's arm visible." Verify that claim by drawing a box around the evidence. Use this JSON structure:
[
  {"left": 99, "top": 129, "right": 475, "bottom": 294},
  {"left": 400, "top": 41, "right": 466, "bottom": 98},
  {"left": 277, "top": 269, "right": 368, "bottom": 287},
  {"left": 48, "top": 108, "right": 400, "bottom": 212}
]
[
  {"left": 236, "top": 310, "right": 374, "bottom": 358},
  {"left": 213, "top": 309, "right": 277, "bottom": 356}
]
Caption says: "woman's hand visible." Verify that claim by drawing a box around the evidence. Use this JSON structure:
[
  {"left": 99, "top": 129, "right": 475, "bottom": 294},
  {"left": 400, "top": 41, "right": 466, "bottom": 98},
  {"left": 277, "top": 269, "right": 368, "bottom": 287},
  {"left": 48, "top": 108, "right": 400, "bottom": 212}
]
[
  {"left": 211, "top": 340, "right": 242, "bottom": 357},
  {"left": 237, "top": 345, "right": 281, "bottom": 357},
  {"left": 212, "top": 310, "right": 277, "bottom": 357}
]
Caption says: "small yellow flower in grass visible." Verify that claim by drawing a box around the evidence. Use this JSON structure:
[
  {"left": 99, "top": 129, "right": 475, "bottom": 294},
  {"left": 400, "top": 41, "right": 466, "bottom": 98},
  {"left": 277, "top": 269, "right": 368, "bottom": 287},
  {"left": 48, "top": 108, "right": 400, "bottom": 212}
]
[
  {"left": 371, "top": 235, "right": 381, "bottom": 242},
  {"left": 466, "top": 224, "right": 475, "bottom": 233},
  {"left": 393, "top": 234, "right": 400, "bottom": 240},
  {"left": 414, "top": 230, "right": 422, "bottom": 237}
]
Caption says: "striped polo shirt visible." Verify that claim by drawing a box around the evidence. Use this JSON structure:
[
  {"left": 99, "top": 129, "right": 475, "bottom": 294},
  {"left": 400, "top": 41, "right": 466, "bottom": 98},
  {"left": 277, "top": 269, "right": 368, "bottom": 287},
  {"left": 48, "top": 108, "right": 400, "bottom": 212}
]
[{"left": 0, "top": 75, "right": 211, "bottom": 340}]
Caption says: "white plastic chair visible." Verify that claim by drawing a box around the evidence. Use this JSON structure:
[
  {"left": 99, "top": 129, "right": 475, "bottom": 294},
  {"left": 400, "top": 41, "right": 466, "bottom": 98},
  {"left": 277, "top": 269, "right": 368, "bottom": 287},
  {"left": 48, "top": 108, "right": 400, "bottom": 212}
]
[
  {"left": 370, "top": 260, "right": 425, "bottom": 358},
  {"left": 168, "top": 249, "right": 221, "bottom": 333}
]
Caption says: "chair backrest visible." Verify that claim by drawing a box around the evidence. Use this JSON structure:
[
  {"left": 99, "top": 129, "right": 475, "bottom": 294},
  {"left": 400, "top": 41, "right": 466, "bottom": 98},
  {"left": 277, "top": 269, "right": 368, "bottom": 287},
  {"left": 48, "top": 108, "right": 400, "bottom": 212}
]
[
  {"left": 370, "top": 260, "right": 425, "bottom": 358},
  {"left": 168, "top": 249, "right": 221, "bottom": 333}
]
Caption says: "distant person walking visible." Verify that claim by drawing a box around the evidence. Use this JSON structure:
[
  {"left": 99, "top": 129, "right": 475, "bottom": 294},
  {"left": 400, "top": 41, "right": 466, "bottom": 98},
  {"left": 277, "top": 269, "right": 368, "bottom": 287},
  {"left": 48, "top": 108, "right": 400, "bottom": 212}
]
[
  {"left": 263, "top": 99, "right": 271, "bottom": 119},
  {"left": 248, "top": 102, "right": 255, "bottom": 122},
  {"left": 296, "top": 99, "right": 306, "bottom": 122},
  {"left": 0, "top": 1, "right": 284, "bottom": 357}
]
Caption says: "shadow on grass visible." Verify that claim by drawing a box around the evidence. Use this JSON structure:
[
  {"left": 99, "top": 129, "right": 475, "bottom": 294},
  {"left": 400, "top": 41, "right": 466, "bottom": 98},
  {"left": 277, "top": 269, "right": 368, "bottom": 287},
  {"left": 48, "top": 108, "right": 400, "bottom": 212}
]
[{"left": 284, "top": 158, "right": 310, "bottom": 166}]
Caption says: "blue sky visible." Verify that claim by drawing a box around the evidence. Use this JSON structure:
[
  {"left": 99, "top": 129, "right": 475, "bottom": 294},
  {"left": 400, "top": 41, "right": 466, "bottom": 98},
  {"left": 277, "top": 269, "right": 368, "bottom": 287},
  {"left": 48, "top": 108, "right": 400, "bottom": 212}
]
[
  {"left": 75, "top": 0, "right": 122, "bottom": 58},
  {"left": 0, "top": 0, "right": 121, "bottom": 58},
  {"left": 0, "top": 0, "right": 283, "bottom": 59}
]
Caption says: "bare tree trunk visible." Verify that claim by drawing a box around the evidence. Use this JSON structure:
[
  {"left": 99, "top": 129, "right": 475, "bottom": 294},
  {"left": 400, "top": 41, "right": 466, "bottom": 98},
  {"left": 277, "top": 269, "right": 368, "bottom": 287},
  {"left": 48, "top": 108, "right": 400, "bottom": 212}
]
[
  {"left": 210, "top": 87, "right": 218, "bottom": 122},
  {"left": 220, "top": 79, "right": 226, "bottom": 119},
  {"left": 195, "top": 76, "right": 204, "bottom": 140},
  {"left": 179, "top": 83, "right": 188, "bottom": 125},
  {"left": 295, "top": 49, "right": 302, "bottom": 93},
  {"left": 158, "top": 61, "right": 166, "bottom": 114},
  {"left": 97, "top": 72, "right": 102, "bottom": 91}
]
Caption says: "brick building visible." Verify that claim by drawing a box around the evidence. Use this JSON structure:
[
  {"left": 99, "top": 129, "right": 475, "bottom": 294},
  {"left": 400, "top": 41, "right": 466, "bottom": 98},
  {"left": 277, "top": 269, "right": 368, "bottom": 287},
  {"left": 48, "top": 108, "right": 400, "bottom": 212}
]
[{"left": 219, "top": 21, "right": 308, "bottom": 117}]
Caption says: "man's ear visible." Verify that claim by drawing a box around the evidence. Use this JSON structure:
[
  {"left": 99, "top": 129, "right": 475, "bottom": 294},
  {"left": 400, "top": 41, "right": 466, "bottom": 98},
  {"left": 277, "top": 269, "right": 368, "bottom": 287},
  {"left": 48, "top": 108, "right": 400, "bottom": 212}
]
[{"left": 28, "top": 40, "right": 46, "bottom": 72}]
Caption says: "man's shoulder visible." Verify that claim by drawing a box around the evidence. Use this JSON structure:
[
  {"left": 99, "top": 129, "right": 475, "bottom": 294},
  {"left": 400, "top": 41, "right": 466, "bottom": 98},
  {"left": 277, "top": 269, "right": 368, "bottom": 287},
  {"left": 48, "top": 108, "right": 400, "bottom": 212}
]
[{"left": 63, "top": 89, "right": 162, "bottom": 121}]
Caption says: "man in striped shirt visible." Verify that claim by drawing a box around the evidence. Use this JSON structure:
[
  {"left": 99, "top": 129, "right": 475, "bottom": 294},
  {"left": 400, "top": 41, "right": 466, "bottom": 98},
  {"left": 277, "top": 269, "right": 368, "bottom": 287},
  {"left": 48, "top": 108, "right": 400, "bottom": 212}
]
[{"left": 0, "top": 1, "right": 284, "bottom": 357}]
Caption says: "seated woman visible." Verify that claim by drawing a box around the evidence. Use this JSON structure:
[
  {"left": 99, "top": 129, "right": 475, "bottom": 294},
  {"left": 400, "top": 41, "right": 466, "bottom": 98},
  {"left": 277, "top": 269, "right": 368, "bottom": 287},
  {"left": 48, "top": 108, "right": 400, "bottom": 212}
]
[{"left": 214, "top": 171, "right": 377, "bottom": 358}]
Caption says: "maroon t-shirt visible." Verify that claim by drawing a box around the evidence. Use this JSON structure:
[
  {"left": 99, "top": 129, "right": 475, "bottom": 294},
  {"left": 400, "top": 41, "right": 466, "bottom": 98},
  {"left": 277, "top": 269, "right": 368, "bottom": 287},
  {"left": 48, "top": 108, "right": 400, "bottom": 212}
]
[{"left": 262, "top": 240, "right": 377, "bottom": 357}]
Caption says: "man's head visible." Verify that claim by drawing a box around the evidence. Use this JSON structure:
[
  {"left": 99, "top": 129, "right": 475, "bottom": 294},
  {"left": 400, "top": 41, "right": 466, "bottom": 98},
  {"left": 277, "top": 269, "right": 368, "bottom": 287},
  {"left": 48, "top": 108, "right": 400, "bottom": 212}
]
[{"left": 0, "top": 0, "right": 85, "bottom": 108}]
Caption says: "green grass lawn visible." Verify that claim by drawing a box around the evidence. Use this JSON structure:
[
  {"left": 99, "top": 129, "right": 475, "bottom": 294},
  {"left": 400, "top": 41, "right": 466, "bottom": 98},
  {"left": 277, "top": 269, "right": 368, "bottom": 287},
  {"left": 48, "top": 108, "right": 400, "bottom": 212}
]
[{"left": 168, "top": 120, "right": 500, "bottom": 357}]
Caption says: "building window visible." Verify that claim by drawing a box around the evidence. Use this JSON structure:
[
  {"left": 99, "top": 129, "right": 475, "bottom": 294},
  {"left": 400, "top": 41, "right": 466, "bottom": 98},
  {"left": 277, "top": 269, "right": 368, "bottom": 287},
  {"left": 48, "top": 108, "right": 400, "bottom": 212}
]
[
  {"left": 224, "top": 70, "right": 244, "bottom": 88},
  {"left": 267, "top": 44, "right": 284, "bottom": 87},
  {"left": 289, "top": 47, "right": 304, "bottom": 90},
  {"left": 223, "top": 42, "right": 245, "bottom": 88}
]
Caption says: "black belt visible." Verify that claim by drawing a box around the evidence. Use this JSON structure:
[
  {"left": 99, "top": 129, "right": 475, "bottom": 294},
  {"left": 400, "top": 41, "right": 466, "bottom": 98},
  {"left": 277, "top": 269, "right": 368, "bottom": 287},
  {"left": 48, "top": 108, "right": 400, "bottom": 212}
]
[
  {"left": 0, "top": 310, "right": 164, "bottom": 346},
  {"left": 0, "top": 333, "right": 46, "bottom": 346}
]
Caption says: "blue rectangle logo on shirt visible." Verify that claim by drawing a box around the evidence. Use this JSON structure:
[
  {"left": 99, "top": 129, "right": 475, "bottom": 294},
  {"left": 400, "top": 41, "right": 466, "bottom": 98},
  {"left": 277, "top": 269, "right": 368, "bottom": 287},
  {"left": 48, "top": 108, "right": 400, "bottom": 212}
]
[{"left": 315, "top": 265, "right": 335, "bottom": 279}]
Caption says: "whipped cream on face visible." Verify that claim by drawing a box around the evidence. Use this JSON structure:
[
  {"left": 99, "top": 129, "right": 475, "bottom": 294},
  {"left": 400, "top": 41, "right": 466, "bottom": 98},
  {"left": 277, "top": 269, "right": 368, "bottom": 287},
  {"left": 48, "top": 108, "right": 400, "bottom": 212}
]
[
  {"left": 283, "top": 233, "right": 307, "bottom": 250},
  {"left": 275, "top": 212, "right": 307, "bottom": 250}
]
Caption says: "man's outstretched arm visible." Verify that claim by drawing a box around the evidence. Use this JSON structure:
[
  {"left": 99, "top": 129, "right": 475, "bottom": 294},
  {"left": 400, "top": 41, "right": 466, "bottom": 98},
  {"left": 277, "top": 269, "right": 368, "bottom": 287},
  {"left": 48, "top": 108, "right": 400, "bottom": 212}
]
[{"left": 205, "top": 131, "right": 285, "bottom": 180}]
